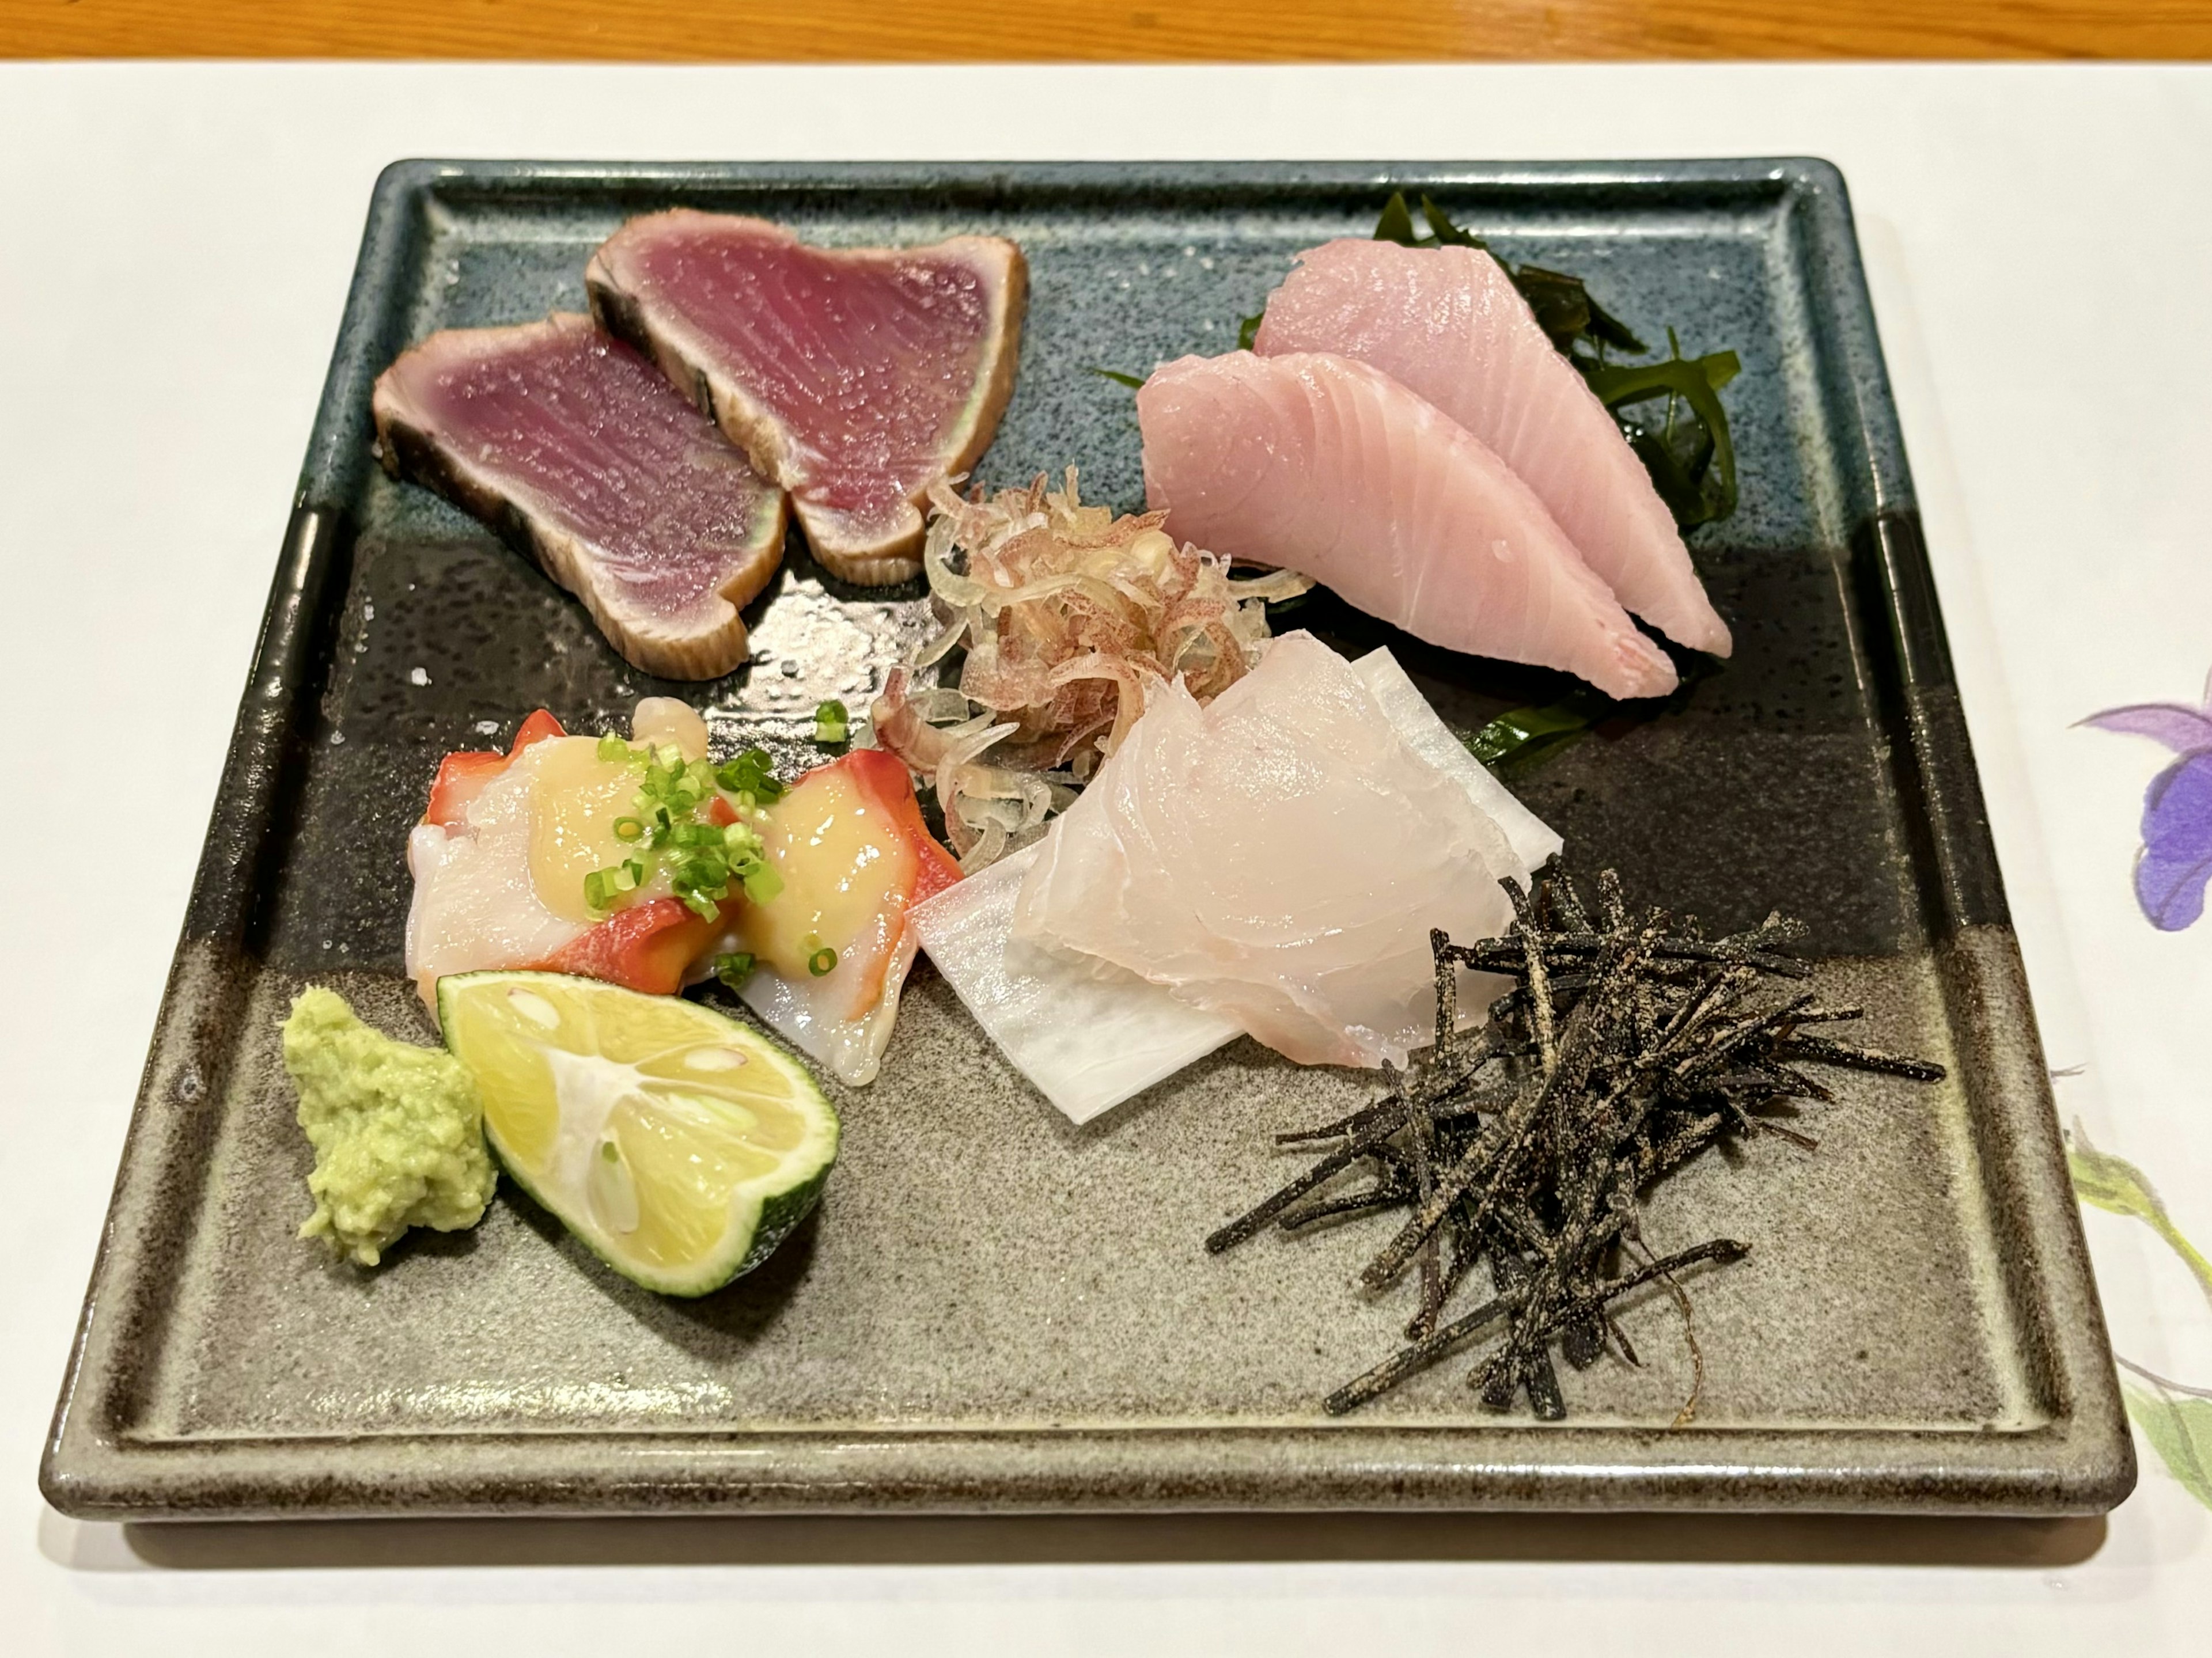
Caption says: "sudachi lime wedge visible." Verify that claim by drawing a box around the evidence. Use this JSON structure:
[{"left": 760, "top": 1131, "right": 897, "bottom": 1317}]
[{"left": 437, "top": 971, "right": 838, "bottom": 1296}]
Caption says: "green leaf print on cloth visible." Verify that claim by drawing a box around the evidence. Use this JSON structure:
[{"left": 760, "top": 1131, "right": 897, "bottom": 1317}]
[
  {"left": 2070, "top": 1119, "right": 2212, "bottom": 1508},
  {"left": 2070, "top": 1123, "right": 2212, "bottom": 1304},
  {"left": 2126, "top": 1386, "right": 2212, "bottom": 1509}
]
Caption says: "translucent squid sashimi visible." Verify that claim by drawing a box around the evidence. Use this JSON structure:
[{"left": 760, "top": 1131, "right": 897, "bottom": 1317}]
[
  {"left": 1012, "top": 632, "right": 1557, "bottom": 1070},
  {"left": 914, "top": 642, "right": 1561, "bottom": 1120},
  {"left": 908, "top": 839, "right": 1246, "bottom": 1125}
]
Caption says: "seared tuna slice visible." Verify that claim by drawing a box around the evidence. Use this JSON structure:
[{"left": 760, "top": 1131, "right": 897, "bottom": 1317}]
[
  {"left": 586, "top": 211, "right": 1027, "bottom": 587},
  {"left": 372, "top": 314, "right": 787, "bottom": 680}
]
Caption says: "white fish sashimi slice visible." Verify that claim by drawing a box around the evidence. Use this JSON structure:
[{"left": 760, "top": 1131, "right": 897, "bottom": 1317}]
[
  {"left": 1254, "top": 238, "right": 1730, "bottom": 657},
  {"left": 1006, "top": 633, "right": 1549, "bottom": 1075},
  {"left": 1138, "top": 351, "right": 1677, "bottom": 701},
  {"left": 912, "top": 642, "right": 1554, "bottom": 1120},
  {"left": 907, "top": 844, "right": 1243, "bottom": 1124},
  {"left": 1009, "top": 638, "right": 1512, "bottom": 1068},
  {"left": 1349, "top": 648, "right": 1562, "bottom": 875}
]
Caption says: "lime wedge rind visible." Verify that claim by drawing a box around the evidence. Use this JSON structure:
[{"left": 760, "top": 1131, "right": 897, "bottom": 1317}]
[
  {"left": 437, "top": 970, "right": 838, "bottom": 1297},
  {"left": 487, "top": 1135, "right": 832, "bottom": 1298}
]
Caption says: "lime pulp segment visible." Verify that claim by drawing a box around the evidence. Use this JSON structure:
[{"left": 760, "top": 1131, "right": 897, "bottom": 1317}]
[{"left": 437, "top": 971, "right": 838, "bottom": 1295}]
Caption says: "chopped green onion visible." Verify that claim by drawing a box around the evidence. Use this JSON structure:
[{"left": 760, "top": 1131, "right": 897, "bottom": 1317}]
[
  {"left": 714, "top": 747, "right": 786, "bottom": 803},
  {"left": 671, "top": 852, "right": 719, "bottom": 889},
  {"left": 586, "top": 731, "right": 788, "bottom": 921},
  {"left": 813, "top": 699, "right": 850, "bottom": 745},
  {"left": 597, "top": 733, "right": 632, "bottom": 763},
  {"left": 713, "top": 951, "right": 756, "bottom": 990},
  {"left": 808, "top": 946, "right": 838, "bottom": 978}
]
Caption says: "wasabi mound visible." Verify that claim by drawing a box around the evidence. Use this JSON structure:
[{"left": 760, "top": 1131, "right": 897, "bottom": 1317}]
[{"left": 282, "top": 987, "right": 495, "bottom": 1266}]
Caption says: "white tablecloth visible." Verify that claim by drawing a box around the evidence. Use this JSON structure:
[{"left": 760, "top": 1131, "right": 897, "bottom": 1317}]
[{"left": 3, "top": 60, "right": 2207, "bottom": 1655}]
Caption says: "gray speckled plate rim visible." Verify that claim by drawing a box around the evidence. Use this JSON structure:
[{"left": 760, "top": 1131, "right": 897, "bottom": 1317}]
[{"left": 41, "top": 159, "right": 2133, "bottom": 1520}]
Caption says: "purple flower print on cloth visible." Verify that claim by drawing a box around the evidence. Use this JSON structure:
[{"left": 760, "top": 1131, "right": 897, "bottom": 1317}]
[{"left": 2084, "top": 669, "right": 2212, "bottom": 929}]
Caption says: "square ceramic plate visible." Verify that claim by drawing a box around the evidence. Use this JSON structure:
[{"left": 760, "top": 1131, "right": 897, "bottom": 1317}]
[{"left": 43, "top": 161, "right": 2133, "bottom": 1519}]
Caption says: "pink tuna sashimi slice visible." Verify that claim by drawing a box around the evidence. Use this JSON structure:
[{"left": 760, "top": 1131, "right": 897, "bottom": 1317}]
[
  {"left": 1254, "top": 238, "right": 1731, "bottom": 657},
  {"left": 586, "top": 211, "right": 1027, "bottom": 587},
  {"left": 1138, "top": 351, "right": 1676, "bottom": 700},
  {"left": 372, "top": 314, "right": 787, "bottom": 680}
]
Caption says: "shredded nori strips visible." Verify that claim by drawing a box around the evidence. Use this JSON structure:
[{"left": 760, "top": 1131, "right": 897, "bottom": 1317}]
[{"left": 1206, "top": 864, "right": 1946, "bottom": 1421}]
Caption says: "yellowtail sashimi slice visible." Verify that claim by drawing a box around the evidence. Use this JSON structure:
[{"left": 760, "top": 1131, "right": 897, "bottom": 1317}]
[
  {"left": 438, "top": 972, "right": 838, "bottom": 1296},
  {"left": 1255, "top": 239, "right": 1730, "bottom": 656},
  {"left": 1138, "top": 351, "right": 1678, "bottom": 701}
]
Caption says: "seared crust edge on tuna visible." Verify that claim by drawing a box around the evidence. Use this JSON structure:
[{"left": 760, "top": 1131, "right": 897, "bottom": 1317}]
[
  {"left": 370, "top": 314, "right": 788, "bottom": 681},
  {"left": 584, "top": 212, "right": 1029, "bottom": 589}
]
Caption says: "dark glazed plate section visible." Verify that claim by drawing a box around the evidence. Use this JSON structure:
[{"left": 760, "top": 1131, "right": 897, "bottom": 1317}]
[{"left": 43, "top": 161, "right": 2132, "bottom": 1519}]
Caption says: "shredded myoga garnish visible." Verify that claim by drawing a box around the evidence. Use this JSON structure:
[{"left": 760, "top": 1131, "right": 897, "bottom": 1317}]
[{"left": 872, "top": 468, "right": 1309, "bottom": 870}]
